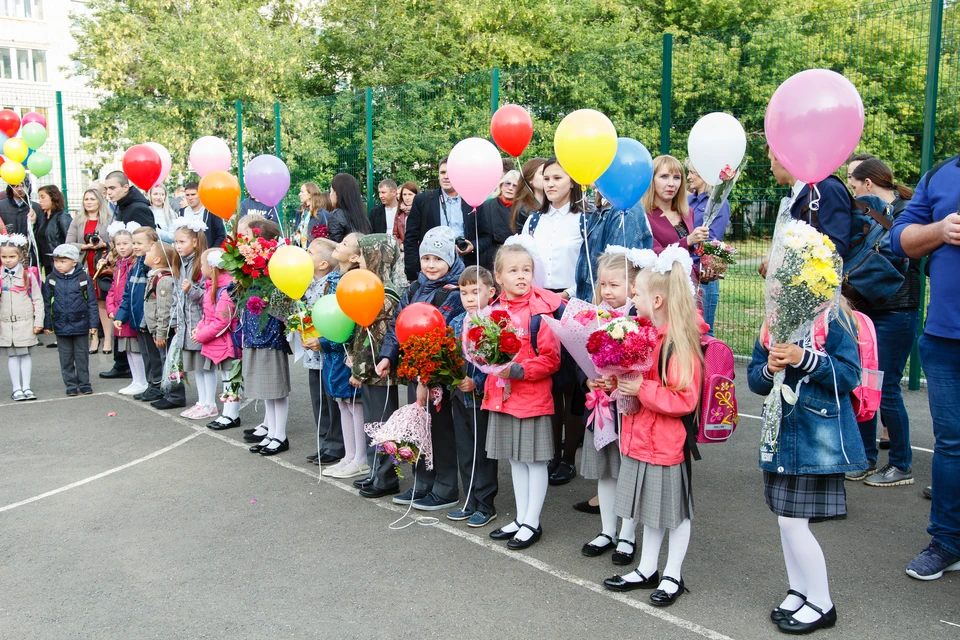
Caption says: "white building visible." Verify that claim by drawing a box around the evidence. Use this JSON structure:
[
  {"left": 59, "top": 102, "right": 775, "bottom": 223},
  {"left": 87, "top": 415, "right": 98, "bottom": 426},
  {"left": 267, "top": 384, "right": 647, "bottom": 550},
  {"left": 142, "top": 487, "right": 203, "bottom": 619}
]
[{"left": 0, "top": 0, "right": 101, "bottom": 209}]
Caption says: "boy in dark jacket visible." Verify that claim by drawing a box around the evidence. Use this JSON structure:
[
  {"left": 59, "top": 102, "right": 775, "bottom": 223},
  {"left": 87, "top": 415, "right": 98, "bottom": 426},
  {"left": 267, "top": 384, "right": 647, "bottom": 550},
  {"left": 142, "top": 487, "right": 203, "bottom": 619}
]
[{"left": 43, "top": 245, "right": 99, "bottom": 395}]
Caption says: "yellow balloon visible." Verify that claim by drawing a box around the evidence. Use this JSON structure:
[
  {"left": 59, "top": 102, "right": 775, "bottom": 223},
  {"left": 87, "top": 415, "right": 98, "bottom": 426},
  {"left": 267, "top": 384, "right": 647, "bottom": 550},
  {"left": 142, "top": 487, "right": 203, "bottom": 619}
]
[
  {"left": 0, "top": 161, "right": 25, "bottom": 185},
  {"left": 553, "top": 109, "right": 618, "bottom": 185},
  {"left": 3, "top": 137, "right": 28, "bottom": 164},
  {"left": 268, "top": 244, "right": 315, "bottom": 300}
]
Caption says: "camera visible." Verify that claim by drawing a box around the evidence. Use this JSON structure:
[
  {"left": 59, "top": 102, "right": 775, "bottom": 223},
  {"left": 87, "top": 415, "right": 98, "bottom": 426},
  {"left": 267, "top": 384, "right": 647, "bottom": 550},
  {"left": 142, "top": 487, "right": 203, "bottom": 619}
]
[
  {"left": 455, "top": 236, "right": 470, "bottom": 252},
  {"left": 85, "top": 233, "right": 101, "bottom": 246}
]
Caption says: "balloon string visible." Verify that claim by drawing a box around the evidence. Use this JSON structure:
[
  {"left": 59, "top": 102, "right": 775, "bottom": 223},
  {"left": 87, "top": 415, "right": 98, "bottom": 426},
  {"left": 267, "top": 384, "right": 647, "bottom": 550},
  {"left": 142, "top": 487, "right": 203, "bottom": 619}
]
[
  {"left": 581, "top": 185, "right": 594, "bottom": 302},
  {"left": 809, "top": 183, "right": 821, "bottom": 212},
  {"left": 389, "top": 408, "right": 439, "bottom": 530}
]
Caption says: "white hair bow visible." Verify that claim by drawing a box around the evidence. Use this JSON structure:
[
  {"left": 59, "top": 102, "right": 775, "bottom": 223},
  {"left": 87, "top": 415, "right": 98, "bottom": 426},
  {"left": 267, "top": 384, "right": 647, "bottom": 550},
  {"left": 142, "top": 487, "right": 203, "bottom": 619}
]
[
  {"left": 605, "top": 245, "right": 658, "bottom": 269},
  {"left": 0, "top": 233, "right": 28, "bottom": 247},
  {"left": 653, "top": 244, "right": 697, "bottom": 297},
  {"left": 206, "top": 249, "right": 225, "bottom": 268},
  {"left": 106, "top": 221, "right": 141, "bottom": 237},
  {"left": 172, "top": 216, "right": 208, "bottom": 233},
  {"left": 503, "top": 233, "right": 546, "bottom": 290}
]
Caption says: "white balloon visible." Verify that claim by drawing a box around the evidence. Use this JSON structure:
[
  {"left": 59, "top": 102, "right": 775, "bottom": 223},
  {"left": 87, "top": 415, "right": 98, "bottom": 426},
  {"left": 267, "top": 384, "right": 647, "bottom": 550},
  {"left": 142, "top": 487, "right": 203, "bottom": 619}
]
[
  {"left": 144, "top": 141, "right": 172, "bottom": 186},
  {"left": 687, "top": 113, "right": 746, "bottom": 186}
]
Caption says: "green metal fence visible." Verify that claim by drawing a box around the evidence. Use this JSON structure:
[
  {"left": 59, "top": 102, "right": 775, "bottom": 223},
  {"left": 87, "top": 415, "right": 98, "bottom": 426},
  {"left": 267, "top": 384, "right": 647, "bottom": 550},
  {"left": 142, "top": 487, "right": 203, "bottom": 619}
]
[{"left": 4, "top": 0, "right": 957, "bottom": 377}]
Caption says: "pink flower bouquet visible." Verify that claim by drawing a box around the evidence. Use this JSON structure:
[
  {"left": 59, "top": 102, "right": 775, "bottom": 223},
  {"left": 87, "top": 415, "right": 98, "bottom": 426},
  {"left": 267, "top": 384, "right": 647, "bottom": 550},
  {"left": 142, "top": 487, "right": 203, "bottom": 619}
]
[{"left": 364, "top": 403, "right": 433, "bottom": 478}]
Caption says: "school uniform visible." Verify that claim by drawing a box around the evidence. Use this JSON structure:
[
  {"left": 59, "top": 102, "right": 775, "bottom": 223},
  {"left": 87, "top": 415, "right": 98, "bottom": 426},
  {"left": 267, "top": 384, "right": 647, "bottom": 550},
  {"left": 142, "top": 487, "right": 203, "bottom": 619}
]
[{"left": 303, "top": 276, "right": 344, "bottom": 460}]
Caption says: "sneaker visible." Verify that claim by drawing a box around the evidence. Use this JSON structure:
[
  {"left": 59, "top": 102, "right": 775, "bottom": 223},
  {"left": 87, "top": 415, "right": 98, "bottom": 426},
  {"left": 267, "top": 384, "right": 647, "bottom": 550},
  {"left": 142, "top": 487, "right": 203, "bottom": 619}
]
[
  {"left": 180, "top": 404, "right": 204, "bottom": 419},
  {"left": 119, "top": 383, "right": 148, "bottom": 396},
  {"left": 906, "top": 541, "right": 960, "bottom": 581},
  {"left": 326, "top": 462, "right": 369, "bottom": 479},
  {"left": 923, "top": 485, "right": 932, "bottom": 500},
  {"left": 139, "top": 387, "right": 164, "bottom": 402},
  {"left": 467, "top": 511, "right": 498, "bottom": 528},
  {"left": 447, "top": 507, "right": 473, "bottom": 521},
  {"left": 845, "top": 463, "right": 877, "bottom": 481},
  {"left": 864, "top": 463, "right": 914, "bottom": 487},
  {"left": 392, "top": 488, "right": 428, "bottom": 505},
  {"left": 321, "top": 461, "right": 347, "bottom": 477},
  {"left": 79, "top": 387, "right": 93, "bottom": 395},
  {"left": 194, "top": 405, "right": 220, "bottom": 420},
  {"left": 412, "top": 492, "right": 459, "bottom": 511}
]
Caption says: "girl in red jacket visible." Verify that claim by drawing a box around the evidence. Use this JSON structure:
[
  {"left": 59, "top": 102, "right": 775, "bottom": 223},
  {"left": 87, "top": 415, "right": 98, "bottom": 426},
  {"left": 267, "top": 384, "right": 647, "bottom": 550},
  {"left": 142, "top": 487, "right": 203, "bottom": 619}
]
[
  {"left": 191, "top": 248, "right": 239, "bottom": 423},
  {"left": 104, "top": 224, "right": 147, "bottom": 395},
  {"left": 602, "top": 245, "right": 703, "bottom": 607},
  {"left": 484, "top": 239, "right": 562, "bottom": 550}
]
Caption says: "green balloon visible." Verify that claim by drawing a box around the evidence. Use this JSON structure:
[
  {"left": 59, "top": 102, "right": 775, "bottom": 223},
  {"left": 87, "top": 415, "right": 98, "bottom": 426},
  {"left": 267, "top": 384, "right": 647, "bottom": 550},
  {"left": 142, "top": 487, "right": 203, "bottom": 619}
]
[
  {"left": 20, "top": 122, "right": 46, "bottom": 150},
  {"left": 26, "top": 150, "right": 52, "bottom": 177},
  {"left": 311, "top": 294, "right": 355, "bottom": 344}
]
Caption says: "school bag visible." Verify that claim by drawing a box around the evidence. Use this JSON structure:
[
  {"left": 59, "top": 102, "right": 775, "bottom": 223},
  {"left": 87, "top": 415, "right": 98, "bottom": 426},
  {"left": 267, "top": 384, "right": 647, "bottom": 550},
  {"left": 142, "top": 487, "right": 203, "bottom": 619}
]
[
  {"left": 696, "top": 335, "right": 740, "bottom": 445},
  {"left": 842, "top": 195, "right": 909, "bottom": 308}
]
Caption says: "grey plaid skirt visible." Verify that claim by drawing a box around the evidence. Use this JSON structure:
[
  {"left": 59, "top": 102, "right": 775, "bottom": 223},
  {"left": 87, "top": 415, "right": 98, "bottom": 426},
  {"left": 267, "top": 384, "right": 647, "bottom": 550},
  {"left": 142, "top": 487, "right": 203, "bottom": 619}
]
[
  {"left": 486, "top": 413, "right": 554, "bottom": 463},
  {"left": 115, "top": 337, "right": 140, "bottom": 354},
  {"left": 614, "top": 457, "right": 693, "bottom": 529},
  {"left": 1, "top": 346, "right": 33, "bottom": 356},
  {"left": 580, "top": 440, "right": 622, "bottom": 481},
  {"left": 242, "top": 348, "right": 290, "bottom": 400},
  {"left": 183, "top": 350, "right": 234, "bottom": 372},
  {"left": 763, "top": 471, "right": 846, "bottom": 519}
]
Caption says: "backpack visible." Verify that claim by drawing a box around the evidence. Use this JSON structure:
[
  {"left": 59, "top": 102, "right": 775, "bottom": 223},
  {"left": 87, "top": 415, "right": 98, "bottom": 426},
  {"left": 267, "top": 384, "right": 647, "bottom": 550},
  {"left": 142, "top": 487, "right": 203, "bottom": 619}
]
[
  {"left": 406, "top": 280, "right": 456, "bottom": 311},
  {"left": 841, "top": 195, "right": 909, "bottom": 308}
]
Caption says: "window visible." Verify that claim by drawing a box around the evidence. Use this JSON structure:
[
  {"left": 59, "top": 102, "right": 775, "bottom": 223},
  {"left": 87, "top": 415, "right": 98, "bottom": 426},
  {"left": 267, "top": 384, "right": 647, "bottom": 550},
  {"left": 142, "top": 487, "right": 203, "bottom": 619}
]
[
  {"left": 0, "top": 49, "right": 11, "bottom": 80},
  {"left": 32, "top": 49, "right": 45, "bottom": 82},
  {"left": 16, "top": 49, "right": 28, "bottom": 81},
  {"left": 0, "top": 48, "right": 49, "bottom": 82},
  {"left": 0, "top": 0, "right": 43, "bottom": 20}
]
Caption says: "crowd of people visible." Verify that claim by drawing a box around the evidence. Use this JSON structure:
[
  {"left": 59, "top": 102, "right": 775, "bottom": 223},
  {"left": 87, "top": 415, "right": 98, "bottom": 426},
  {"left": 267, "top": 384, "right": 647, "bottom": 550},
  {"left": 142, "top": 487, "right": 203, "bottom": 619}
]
[{"left": 0, "top": 144, "right": 957, "bottom": 635}]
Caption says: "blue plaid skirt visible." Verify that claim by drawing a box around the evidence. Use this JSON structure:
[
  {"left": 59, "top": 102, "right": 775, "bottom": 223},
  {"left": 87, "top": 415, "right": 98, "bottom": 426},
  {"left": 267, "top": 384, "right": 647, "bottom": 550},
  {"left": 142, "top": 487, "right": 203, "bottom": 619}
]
[{"left": 763, "top": 471, "right": 846, "bottom": 519}]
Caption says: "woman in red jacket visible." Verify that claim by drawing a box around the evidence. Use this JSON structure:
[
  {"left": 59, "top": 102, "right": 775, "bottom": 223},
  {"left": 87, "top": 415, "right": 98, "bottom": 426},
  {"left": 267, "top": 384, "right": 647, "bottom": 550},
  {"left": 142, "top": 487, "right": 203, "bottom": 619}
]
[{"left": 602, "top": 246, "right": 704, "bottom": 608}]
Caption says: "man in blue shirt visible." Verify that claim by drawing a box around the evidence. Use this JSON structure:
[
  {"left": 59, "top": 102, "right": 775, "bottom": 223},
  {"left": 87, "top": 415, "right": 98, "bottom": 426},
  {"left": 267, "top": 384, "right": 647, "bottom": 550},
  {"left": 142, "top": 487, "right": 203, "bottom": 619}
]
[{"left": 890, "top": 153, "right": 960, "bottom": 581}]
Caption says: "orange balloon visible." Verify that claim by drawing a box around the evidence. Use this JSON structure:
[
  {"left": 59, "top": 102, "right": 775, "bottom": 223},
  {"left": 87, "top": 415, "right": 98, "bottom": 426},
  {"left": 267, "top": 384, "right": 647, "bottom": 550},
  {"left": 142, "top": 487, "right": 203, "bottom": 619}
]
[
  {"left": 336, "top": 269, "right": 385, "bottom": 328},
  {"left": 198, "top": 170, "right": 241, "bottom": 220}
]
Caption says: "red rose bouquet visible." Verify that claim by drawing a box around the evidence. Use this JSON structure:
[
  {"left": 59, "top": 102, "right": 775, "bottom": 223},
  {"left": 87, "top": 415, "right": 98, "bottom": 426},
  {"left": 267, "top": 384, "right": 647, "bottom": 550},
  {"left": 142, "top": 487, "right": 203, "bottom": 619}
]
[
  {"left": 462, "top": 307, "right": 523, "bottom": 375},
  {"left": 586, "top": 315, "right": 659, "bottom": 416}
]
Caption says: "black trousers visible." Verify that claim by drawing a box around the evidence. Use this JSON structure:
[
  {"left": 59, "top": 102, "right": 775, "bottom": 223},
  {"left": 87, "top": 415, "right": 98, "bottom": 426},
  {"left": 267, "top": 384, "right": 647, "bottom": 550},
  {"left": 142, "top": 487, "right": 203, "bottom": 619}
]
[
  {"left": 308, "top": 368, "right": 344, "bottom": 458},
  {"left": 137, "top": 330, "right": 185, "bottom": 405},
  {"left": 452, "top": 395, "right": 498, "bottom": 515},
  {"left": 362, "top": 384, "right": 400, "bottom": 491},
  {"left": 413, "top": 386, "right": 459, "bottom": 501},
  {"left": 57, "top": 334, "right": 90, "bottom": 392}
]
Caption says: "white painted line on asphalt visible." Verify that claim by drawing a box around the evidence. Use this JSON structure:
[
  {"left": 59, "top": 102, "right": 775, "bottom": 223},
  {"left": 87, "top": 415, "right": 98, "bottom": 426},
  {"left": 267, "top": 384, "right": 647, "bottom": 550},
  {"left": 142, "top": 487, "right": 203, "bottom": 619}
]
[
  {"left": 0, "top": 391, "right": 112, "bottom": 409},
  {"left": 0, "top": 431, "right": 201, "bottom": 514},
  {"left": 738, "top": 413, "right": 935, "bottom": 453}
]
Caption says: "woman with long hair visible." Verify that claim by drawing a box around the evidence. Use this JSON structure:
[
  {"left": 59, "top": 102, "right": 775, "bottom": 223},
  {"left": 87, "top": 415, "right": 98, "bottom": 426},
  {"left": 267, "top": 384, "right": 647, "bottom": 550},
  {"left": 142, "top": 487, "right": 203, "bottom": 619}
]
[
  {"left": 294, "top": 182, "right": 330, "bottom": 248},
  {"left": 66, "top": 188, "right": 114, "bottom": 353},
  {"left": 511, "top": 158, "right": 547, "bottom": 233},
  {"left": 32, "top": 185, "right": 71, "bottom": 276},
  {"left": 149, "top": 184, "right": 177, "bottom": 242},
  {"left": 328, "top": 173, "right": 372, "bottom": 242},
  {"left": 395, "top": 181, "right": 419, "bottom": 245}
]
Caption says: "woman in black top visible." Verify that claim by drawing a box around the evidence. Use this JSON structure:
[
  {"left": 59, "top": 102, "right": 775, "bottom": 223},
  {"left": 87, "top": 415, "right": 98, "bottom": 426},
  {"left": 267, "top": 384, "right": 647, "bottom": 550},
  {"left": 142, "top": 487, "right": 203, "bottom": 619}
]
[
  {"left": 32, "top": 185, "right": 71, "bottom": 274},
  {"left": 479, "top": 170, "right": 520, "bottom": 269},
  {"left": 328, "top": 173, "right": 372, "bottom": 243}
]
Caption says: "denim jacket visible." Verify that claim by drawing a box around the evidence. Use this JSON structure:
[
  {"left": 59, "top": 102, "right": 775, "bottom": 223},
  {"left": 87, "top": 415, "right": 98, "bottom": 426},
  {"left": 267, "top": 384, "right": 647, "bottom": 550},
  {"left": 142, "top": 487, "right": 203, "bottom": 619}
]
[
  {"left": 747, "top": 317, "right": 868, "bottom": 475},
  {"left": 575, "top": 202, "right": 653, "bottom": 301},
  {"left": 450, "top": 311, "right": 488, "bottom": 409}
]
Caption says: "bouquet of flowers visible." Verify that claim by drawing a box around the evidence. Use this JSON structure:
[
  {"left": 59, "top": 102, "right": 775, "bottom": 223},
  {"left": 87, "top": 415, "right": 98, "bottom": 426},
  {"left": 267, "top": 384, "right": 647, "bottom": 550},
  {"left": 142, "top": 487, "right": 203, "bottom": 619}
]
[
  {"left": 760, "top": 217, "right": 842, "bottom": 459},
  {"left": 702, "top": 157, "right": 748, "bottom": 231},
  {"left": 219, "top": 359, "right": 243, "bottom": 404},
  {"left": 364, "top": 402, "right": 434, "bottom": 477},
  {"left": 461, "top": 308, "right": 523, "bottom": 376},
  {"left": 286, "top": 302, "right": 320, "bottom": 340},
  {"left": 161, "top": 328, "right": 188, "bottom": 392},
  {"left": 397, "top": 327, "right": 465, "bottom": 408},
  {"left": 220, "top": 231, "right": 297, "bottom": 324},
  {"left": 696, "top": 239, "right": 738, "bottom": 276},
  {"left": 587, "top": 316, "right": 659, "bottom": 416}
]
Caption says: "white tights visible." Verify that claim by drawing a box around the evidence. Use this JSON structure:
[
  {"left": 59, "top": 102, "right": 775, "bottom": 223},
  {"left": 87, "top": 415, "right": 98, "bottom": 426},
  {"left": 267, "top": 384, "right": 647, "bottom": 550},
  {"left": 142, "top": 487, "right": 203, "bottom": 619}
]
[
  {"left": 778, "top": 516, "right": 832, "bottom": 622},
  {"left": 7, "top": 354, "right": 32, "bottom": 392},
  {"left": 627, "top": 519, "right": 692, "bottom": 594},
  {"left": 127, "top": 352, "right": 146, "bottom": 388},
  {"left": 337, "top": 397, "right": 367, "bottom": 467},
  {"left": 504, "top": 460, "right": 549, "bottom": 542},
  {"left": 588, "top": 476, "right": 637, "bottom": 552},
  {"left": 194, "top": 369, "right": 219, "bottom": 407},
  {"left": 262, "top": 397, "right": 289, "bottom": 446}
]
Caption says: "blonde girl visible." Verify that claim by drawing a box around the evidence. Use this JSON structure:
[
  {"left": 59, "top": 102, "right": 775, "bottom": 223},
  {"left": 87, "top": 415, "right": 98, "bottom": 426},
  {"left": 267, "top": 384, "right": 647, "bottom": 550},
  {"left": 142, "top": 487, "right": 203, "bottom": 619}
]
[
  {"left": 191, "top": 248, "right": 239, "bottom": 424},
  {"left": 171, "top": 219, "right": 210, "bottom": 418},
  {"left": 0, "top": 234, "right": 42, "bottom": 400}
]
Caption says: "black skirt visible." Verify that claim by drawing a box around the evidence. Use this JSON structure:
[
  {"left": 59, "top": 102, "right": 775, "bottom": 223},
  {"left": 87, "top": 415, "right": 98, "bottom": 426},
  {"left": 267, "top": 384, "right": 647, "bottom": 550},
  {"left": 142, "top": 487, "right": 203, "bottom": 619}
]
[{"left": 763, "top": 471, "right": 846, "bottom": 519}]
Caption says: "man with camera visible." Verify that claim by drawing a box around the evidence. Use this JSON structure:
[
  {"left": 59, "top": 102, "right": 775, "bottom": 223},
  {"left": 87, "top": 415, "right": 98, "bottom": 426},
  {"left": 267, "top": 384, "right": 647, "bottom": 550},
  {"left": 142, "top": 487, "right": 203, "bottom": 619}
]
[{"left": 403, "top": 156, "right": 491, "bottom": 281}]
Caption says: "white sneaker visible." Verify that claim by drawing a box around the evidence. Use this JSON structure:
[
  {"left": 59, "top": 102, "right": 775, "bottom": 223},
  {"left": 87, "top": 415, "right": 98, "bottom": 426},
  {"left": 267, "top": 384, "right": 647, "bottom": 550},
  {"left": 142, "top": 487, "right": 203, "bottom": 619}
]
[
  {"left": 326, "top": 462, "right": 368, "bottom": 479},
  {"left": 321, "top": 461, "right": 347, "bottom": 477},
  {"left": 194, "top": 405, "right": 220, "bottom": 420},
  {"left": 118, "top": 383, "right": 148, "bottom": 396}
]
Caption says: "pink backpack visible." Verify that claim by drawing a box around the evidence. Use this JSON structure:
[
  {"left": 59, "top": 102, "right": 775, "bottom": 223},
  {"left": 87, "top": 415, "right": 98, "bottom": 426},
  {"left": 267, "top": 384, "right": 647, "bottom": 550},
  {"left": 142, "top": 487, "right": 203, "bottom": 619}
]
[{"left": 696, "top": 335, "right": 740, "bottom": 444}]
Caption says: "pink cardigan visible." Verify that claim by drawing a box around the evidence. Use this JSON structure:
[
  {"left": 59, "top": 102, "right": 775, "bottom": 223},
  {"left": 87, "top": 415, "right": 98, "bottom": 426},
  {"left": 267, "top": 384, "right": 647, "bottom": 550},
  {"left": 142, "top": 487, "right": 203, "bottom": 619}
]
[
  {"left": 105, "top": 256, "right": 137, "bottom": 338},
  {"left": 193, "top": 273, "right": 238, "bottom": 364}
]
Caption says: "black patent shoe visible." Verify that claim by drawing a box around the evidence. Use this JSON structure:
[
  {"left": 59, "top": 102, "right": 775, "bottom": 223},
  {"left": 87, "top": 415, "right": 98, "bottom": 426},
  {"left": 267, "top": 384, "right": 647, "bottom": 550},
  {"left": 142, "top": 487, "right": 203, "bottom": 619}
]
[
  {"left": 244, "top": 429, "right": 269, "bottom": 443},
  {"left": 777, "top": 602, "right": 837, "bottom": 635},
  {"left": 249, "top": 438, "right": 270, "bottom": 453},
  {"left": 612, "top": 538, "right": 636, "bottom": 566},
  {"left": 771, "top": 590, "right": 807, "bottom": 623},
  {"left": 259, "top": 438, "right": 289, "bottom": 456},
  {"left": 489, "top": 520, "right": 522, "bottom": 541},
  {"left": 603, "top": 569, "right": 660, "bottom": 592},
  {"left": 582, "top": 533, "right": 615, "bottom": 557},
  {"left": 548, "top": 461, "right": 576, "bottom": 486},
  {"left": 650, "top": 576, "right": 689, "bottom": 607},
  {"left": 506, "top": 524, "right": 542, "bottom": 550}
]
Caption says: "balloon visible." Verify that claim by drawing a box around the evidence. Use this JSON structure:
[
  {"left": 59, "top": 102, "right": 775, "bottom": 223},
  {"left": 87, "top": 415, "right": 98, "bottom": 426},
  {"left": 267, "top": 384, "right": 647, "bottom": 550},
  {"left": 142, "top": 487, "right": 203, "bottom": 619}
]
[
  {"left": 0, "top": 161, "right": 25, "bottom": 185},
  {"left": 490, "top": 104, "right": 534, "bottom": 158},
  {"left": 26, "top": 151, "right": 52, "bottom": 177},
  {"left": 244, "top": 155, "right": 290, "bottom": 207},
  {"left": 446, "top": 137, "right": 503, "bottom": 208},
  {"left": 595, "top": 138, "right": 654, "bottom": 211},
  {"left": 144, "top": 142, "right": 172, "bottom": 186},
  {"left": 0, "top": 110, "right": 19, "bottom": 138},
  {"left": 0, "top": 132, "right": 7, "bottom": 149},
  {"left": 267, "top": 245, "right": 314, "bottom": 299},
  {"left": 122, "top": 144, "right": 162, "bottom": 191},
  {"left": 20, "top": 122, "right": 47, "bottom": 151},
  {"left": 765, "top": 69, "right": 864, "bottom": 184},
  {"left": 189, "top": 136, "right": 231, "bottom": 177},
  {"left": 311, "top": 294, "right": 356, "bottom": 344},
  {"left": 554, "top": 109, "right": 618, "bottom": 185},
  {"left": 3, "top": 137, "right": 28, "bottom": 164},
  {"left": 198, "top": 170, "right": 241, "bottom": 220},
  {"left": 21, "top": 111, "right": 46, "bottom": 129},
  {"left": 395, "top": 302, "right": 446, "bottom": 345},
  {"left": 21, "top": 148, "right": 34, "bottom": 166},
  {"left": 336, "top": 269, "right": 385, "bottom": 328},
  {"left": 687, "top": 113, "right": 746, "bottom": 186}
]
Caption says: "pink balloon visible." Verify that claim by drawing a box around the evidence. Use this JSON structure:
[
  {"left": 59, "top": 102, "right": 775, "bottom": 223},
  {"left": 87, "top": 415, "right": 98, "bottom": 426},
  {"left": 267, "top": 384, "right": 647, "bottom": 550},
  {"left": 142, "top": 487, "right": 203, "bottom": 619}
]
[
  {"left": 21, "top": 111, "right": 46, "bottom": 129},
  {"left": 144, "top": 141, "right": 171, "bottom": 186},
  {"left": 189, "top": 136, "right": 231, "bottom": 177},
  {"left": 446, "top": 137, "right": 503, "bottom": 208},
  {"left": 765, "top": 69, "right": 864, "bottom": 184}
]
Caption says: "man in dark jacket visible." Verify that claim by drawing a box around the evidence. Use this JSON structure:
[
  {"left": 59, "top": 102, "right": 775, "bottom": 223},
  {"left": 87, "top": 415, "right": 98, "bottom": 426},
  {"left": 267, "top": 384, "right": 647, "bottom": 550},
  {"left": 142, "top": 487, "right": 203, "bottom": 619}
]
[
  {"left": 368, "top": 179, "right": 399, "bottom": 235},
  {"left": 105, "top": 171, "right": 156, "bottom": 228},
  {"left": 403, "top": 157, "right": 491, "bottom": 281},
  {"left": 0, "top": 178, "right": 42, "bottom": 237},
  {"left": 44, "top": 244, "right": 99, "bottom": 396},
  {"left": 179, "top": 181, "right": 226, "bottom": 249},
  {"left": 239, "top": 195, "right": 279, "bottom": 222}
]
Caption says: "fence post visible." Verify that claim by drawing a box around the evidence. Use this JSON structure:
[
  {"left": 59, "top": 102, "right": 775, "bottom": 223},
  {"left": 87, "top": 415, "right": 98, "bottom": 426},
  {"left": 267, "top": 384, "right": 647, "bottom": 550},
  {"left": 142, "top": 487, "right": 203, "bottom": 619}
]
[
  {"left": 55, "top": 91, "right": 68, "bottom": 207},
  {"left": 910, "top": 0, "right": 944, "bottom": 390},
  {"left": 490, "top": 67, "right": 500, "bottom": 116},
  {"left": 365, "top": 88, "right": 374, "bottom": 210},
  {"left": 659, "top": 34, "right": 673, "bottom": 155},
  {"left": 235, "top": 100, "right": 245, "bottom": 200},
  {"left": 274, "top": 102, "right": 282, "bottom": 160}
]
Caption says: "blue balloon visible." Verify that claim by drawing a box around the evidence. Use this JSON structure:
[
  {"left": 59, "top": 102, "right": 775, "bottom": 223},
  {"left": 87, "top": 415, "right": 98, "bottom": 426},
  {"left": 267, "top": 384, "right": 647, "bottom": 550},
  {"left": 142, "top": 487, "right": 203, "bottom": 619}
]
[
  {"left": 595, "top": 138, "right": 654, "bottom": 212},
  {"left": 21, "top": 147, "right": 34, "bottom": 166}
]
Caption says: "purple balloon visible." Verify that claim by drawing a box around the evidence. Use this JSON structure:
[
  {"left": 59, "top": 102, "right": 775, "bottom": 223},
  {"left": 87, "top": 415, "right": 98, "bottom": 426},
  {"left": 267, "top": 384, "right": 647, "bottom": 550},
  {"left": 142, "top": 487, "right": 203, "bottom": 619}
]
[{"left": 244, "top": 154, "right": 290, "bottom": 207}]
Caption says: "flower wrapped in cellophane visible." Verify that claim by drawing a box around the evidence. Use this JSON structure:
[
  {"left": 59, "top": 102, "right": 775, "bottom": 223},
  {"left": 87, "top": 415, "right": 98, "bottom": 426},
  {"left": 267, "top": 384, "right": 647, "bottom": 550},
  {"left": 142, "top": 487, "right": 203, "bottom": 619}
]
[
  {"left": 364, "top": 402, "right": 434, "bottom": 477},
  {"left": 696, "top": 239, "right": 738, "bottom": 276},
  {"left": 761, "top": 216, "right": 842, "bottom": 458}
]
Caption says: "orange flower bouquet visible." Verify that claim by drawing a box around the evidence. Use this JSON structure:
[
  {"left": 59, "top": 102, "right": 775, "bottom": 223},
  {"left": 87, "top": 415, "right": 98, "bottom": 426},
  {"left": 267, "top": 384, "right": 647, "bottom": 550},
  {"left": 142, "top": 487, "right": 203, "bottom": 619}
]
[{"left": 397, "top": 326, "right": 465, "bottom": 390}]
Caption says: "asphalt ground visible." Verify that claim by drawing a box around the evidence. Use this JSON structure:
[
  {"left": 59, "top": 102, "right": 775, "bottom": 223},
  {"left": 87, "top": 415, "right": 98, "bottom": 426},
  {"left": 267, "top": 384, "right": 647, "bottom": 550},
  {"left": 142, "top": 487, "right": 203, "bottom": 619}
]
[{"left": 0, "top": 348, "right": 957, "bottom": 639}]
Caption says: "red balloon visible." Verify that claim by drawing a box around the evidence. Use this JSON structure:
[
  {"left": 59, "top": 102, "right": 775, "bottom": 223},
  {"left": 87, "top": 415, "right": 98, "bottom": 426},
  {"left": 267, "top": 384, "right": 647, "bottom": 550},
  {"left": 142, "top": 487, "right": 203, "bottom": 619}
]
[
  {"left": 122, "top": 144, "right": 162, "bottom": 191},
  {"left": 0, "top": 109, "right": 20, "bottom": 138},
  {"left": 396, "top": 302, "right": 446, "bottom": 345},
  {"left": 490, "top": 104, "right": 534, "bottom": 158}
]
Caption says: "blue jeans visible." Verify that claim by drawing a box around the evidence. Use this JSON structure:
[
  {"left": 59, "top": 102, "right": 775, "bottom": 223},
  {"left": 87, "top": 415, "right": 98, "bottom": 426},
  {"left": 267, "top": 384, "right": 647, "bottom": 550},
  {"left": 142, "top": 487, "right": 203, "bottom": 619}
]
[
  {"left": 700, "top": 279, "right": 720, "bottom": 337},
  {"left": 858, "top": 309, "right": 918, "bottom": 469},
  {"left": 918, "top": 333, "right": 960, "bottom": 557}
]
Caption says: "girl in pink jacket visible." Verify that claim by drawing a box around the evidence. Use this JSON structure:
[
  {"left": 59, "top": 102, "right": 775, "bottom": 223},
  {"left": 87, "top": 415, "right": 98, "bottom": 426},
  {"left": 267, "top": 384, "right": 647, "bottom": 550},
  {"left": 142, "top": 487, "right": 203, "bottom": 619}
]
[
  {"left": 105, "top": 225, "right": 147, "bottom": 393},
  {"left": 484, "top": 240, "right": 562, "bottom": 551},
  {"left": 190, "top": 248, "right": 239, "bottom": 422}
]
